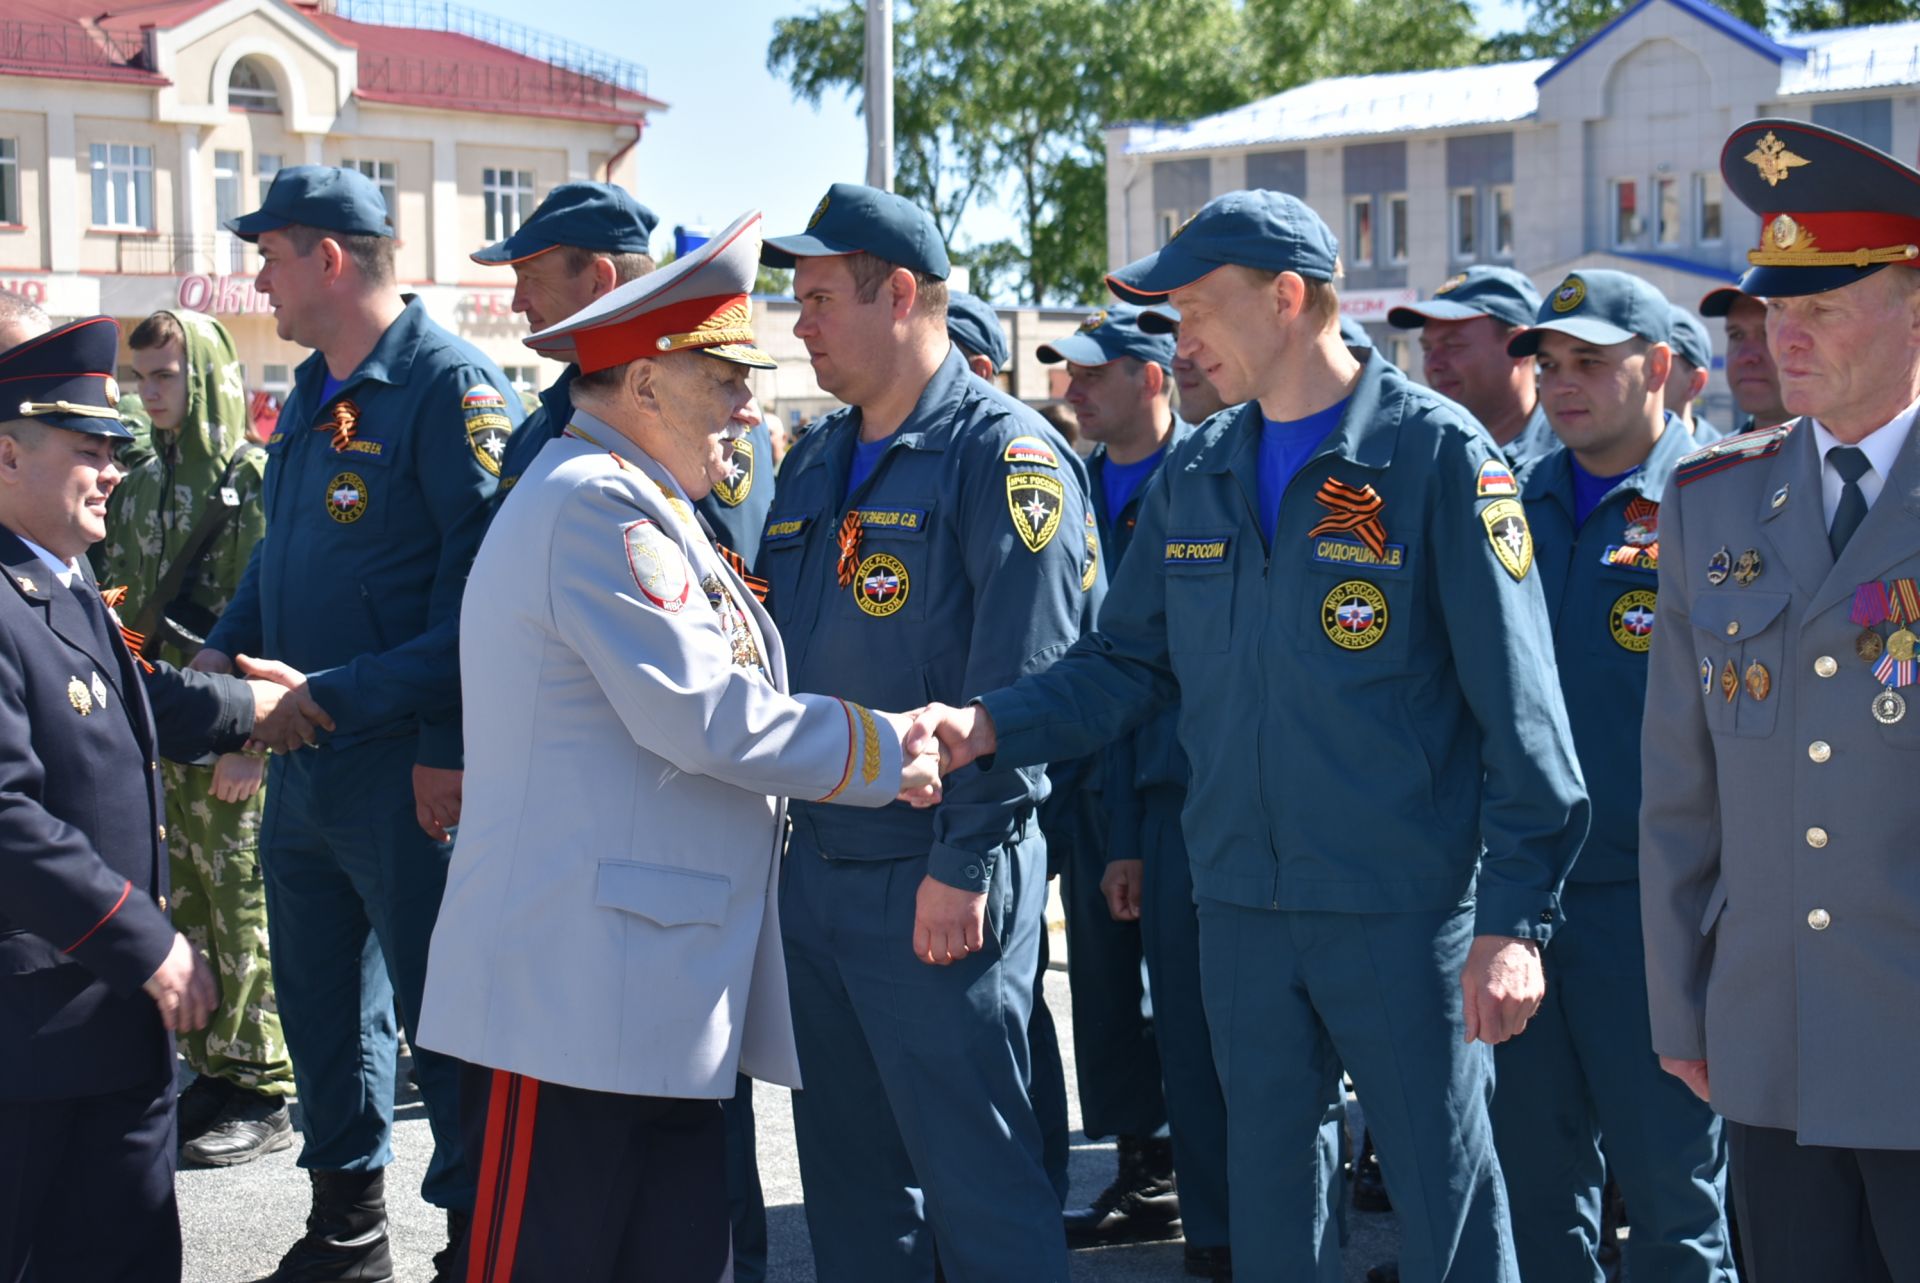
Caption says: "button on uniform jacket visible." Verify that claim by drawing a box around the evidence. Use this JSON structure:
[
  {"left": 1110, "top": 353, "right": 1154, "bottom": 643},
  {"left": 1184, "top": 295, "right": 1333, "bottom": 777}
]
[
  {"left": 1641, "top": 418, "right": 1920, "bottom": 1148},
  {"left": 0, "top": 528, "right": 252, "bottom": 1100},
  {"left": 418, "top": 419, "right": 901, "bottom": 1098}
]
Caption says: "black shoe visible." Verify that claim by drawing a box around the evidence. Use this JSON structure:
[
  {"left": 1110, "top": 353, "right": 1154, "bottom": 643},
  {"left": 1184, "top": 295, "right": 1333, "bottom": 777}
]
[
  {"left": 1366, "top": 1262, "right": 1400, "bottom": 1283},
  {"left": 1062, "top": 1134, "right": 1182, "bottom": 1247},
  {"left": 182, "top": 1090, "right": 293, "bottom": 1167},
  {"left": 1352, "top": 1129, "right": 1392, "bottom": 1213},
  {"left": 176, "top": 1074, "right": 238, "bottom": 1145},
  {"left": 1184, "top": 1245, "right": 1232, "bottom": 1279},
  {"left": 256, "top": 1170, "right": 394, "bottom": 1283},
  {"left": 428, "top": 1208, "right": 471, "bottom": 1283}
]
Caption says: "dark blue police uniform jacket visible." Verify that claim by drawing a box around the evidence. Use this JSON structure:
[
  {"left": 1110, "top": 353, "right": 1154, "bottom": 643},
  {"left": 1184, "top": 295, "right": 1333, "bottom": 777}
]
[
  {"left": 982, "top": 352, "right": 1588, "bottom": 933},
  {"left": 207, "top": 297, "right": 517, "bottom": 768},
  {"left": 697, "top": 419, "right": 776, "bottom": 572},
  {"left": 759, "top": 346, "right": 1096, "bottom": 891},
  {"left": 0, "top": 529, "right": 252, "bottom": 1101},
  {"left": 1517, "top": 414, "right": 1693, "bottom": 885},
  {"left": 495, "top": 363, "right": 575, "bottom": 504}
]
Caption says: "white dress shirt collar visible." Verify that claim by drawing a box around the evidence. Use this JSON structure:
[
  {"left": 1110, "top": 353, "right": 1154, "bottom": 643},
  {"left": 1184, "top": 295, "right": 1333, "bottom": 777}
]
[{"left": 1810, "top": 395, "right": 1920, "bottom": 525}]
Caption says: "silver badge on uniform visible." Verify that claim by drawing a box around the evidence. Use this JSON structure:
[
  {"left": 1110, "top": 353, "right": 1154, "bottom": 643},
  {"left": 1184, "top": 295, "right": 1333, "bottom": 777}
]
[{"left": 91, "top": 672, "right": 107, "bottom": 711}]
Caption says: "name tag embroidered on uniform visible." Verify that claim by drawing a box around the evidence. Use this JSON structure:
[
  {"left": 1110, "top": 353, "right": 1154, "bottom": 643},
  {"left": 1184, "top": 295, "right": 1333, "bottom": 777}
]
[
  {"left": 1003, "top": 436, "right": 1059, "bottom": 469},
  {"left": 1311, "top": 536, "right": 1406, "bottom": 570},
  {"left": 1602, "top": 545, "right": 1658, "bottom": 572},
  {"left": 852, "top": 507, "right": 927, "bottom": 532},
  {"left": 1164, "top": 537, "right": 1229, "bottom": 564},
  {"left": 763, "top": 516, "right": 811, "bottom": 544},
  {"left": 340, "top": 438, "right": 385, "bottom": 458}
]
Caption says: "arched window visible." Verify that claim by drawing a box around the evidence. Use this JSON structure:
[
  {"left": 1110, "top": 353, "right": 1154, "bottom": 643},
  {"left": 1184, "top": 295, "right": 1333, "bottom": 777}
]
[{"left": 228, "top": 57, "right": 281, "bottom": 112}]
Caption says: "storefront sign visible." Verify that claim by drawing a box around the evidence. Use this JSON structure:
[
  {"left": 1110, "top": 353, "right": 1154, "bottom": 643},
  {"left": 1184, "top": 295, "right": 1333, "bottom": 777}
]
[
  {"left": 176, "top": 275, "right": 274, "bottom": 315},
  {"left": 1340, "top": 288, "right": 1419, "bottom": 322},
  {"left": 0, "top": 278, "right": 47, "bottom": 305}
]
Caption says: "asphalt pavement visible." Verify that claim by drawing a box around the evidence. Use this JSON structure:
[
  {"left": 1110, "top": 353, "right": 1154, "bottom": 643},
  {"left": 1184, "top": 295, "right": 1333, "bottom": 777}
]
[{"left": 179, "top": 953, "right": 1401, "bottom": 1282}]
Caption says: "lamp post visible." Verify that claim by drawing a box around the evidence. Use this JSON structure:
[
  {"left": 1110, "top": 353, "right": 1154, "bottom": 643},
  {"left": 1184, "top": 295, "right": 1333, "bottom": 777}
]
[{"left": 863, "top": 0, "right": 893, "bottom": 191}]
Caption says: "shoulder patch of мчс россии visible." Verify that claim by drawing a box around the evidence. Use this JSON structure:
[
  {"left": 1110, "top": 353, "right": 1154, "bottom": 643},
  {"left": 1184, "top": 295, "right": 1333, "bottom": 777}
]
[{"left": 1674, "top": 421, "right": 1795, "bottom": 488}]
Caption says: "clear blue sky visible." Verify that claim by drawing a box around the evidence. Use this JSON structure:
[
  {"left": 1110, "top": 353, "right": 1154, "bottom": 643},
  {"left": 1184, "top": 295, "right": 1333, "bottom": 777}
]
[{"left": 459, "top": 0, "right": 1528, "bottom": 284}]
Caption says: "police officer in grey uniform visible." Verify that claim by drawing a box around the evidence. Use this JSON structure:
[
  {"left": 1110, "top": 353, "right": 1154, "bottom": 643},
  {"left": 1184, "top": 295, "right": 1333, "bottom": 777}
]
[
  {"left": 1389, "top": 266, "right": 1555, "bottom": 465},
  {"left": 1497, "top": 270, "right": 1736, "bottom": 1283},
  {"left": 757, "top": 183, "right": 1092, "bottom": 1282},
  {"left": 912, "top": 190, "right": 1588, "bottom": 1283},
  {"left": 1642, "top": 117, "right": 1920, "bottom": 1283}
]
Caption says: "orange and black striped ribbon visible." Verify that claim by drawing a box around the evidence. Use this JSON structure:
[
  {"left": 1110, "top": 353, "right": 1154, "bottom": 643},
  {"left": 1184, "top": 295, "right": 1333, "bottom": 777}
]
[
  {"left": 100, "top": 585, "right": 155, "bottom": 672},
  {"left": 466, "top": 1069, "right": 541, "bottom": 1283},
  {"left": 1622, "top": 497, "right": 1659, "bottom": 530},
  {"left": 317, "top": 402, "right": 357, "bottom": 452},
  {"left": 716, "top": 544, "right": 770, "bottom": 604},
  {"left": 1306, "top": 477, "right": 1388, "bottom": 558},
  {"left": 1891, "top": 578, "right": 1920, "bottom": 625},
  {"left": 835, "top": 511, "right": 864, "bottom": 588}
]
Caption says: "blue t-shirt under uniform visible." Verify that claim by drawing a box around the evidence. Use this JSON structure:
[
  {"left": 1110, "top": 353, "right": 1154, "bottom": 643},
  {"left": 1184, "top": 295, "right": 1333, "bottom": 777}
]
[
  {"left": 319, "top": 371, "right": 347, "bottom": 407},
  {"left": 1102, "top": 446, "right": 1166, "bottom": 520},
  {"left": 1257, "top": 399, "right": 1349, "bottom": 548},
  {"left": 1570, "top": 457, "right": 1639, "bottom": 528},
  {"left": 845, "top": 434, "right": 892, "bottom": 502}
]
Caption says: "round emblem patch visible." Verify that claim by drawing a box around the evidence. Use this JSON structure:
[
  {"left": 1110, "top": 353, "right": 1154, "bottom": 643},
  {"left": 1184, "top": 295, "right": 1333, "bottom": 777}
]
[
  {"left": 325, "top": 472, "right": 368, "bottom": 524},
  {"left": 1321, "top": 580, "right": 1389, "bottom": 650},
  {"left": 1609, "top": 589, "right": 1657, "bottom": 653},
  {"left": 1552, "top": 276, "right": 1586, "bottom": 313},
  {"left": 1077, "top": 309, "right": 1109, "bottom": 333},
  {"left": 855, "top": 552, "right": 909, "bottom": 618}
]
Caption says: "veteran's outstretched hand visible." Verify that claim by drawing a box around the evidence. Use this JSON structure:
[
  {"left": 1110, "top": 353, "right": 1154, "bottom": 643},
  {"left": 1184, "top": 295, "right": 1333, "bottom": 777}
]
[
  {"left": 905, "top": 701, "right": 996, "bottom": 773},
  {"left": 879, "top": 710, "right": 948, "bottom": 807}
]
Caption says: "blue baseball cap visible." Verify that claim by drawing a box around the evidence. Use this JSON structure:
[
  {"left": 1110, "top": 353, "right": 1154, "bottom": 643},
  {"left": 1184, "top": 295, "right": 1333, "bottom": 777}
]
[
  {"left": 1508, "top": 270, "right": 1673, "bottom": 357},
  {"left": 1388, "top": 266, "right": 1542, "bottom": 330},
  {"left": 472, "top": 182, "right": 657, "bottom": 265},
  {"left": 0, "top": 317, "right": 132, "bottom": 438},
  {"left": 225, "top": 165, "right": 394, "bottom": 242},
  {"left": 1668, "top": 306, "right": 1714, "bottom": 370},
  {"left": 1136, "top": 304, "right": 1180, "bottom": 335},
  {"left": 1698, "top": 285, "right": 1754, "bottom": 318},
  {"left": 1107, "top": 190, "right": 1340, "bottom": 305},
  {"left": 1038, "top": 304, "right": 1175, "bottom": 369},
  {"left": 946, "top": 291, "right": 1009, "bottom": 373},
  {"left": 1723, "top": 118, "right": 1920, "bottom": 299},
  {"left": 762, "top": 183, "right": 950, "bottom": 279}
]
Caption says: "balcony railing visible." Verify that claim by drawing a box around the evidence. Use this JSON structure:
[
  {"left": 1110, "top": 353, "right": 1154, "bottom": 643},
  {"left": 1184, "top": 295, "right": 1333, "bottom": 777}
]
[
  {"left": 0, "top": 20, "right": 149, "bottom": 74},
  {"left": 326, "top": 0, "right": 646, "bottom": 98}
]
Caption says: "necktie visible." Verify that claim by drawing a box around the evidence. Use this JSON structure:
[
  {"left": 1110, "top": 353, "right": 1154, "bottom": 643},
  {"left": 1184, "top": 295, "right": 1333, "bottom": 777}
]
[{"left": 1829, "top": 445, "right": 1871, "bottom": 558}]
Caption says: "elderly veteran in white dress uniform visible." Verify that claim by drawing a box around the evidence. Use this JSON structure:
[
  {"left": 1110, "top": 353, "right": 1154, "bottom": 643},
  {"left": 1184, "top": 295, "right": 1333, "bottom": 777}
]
[{"left": 419, "top": 211, "right": 942, "bottom": 1283}]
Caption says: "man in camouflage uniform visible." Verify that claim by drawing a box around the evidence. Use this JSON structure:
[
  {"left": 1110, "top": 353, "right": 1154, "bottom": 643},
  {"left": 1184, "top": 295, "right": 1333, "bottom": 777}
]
[{"left": 100, "top": 308, "right": 294, "bottom": 1166}]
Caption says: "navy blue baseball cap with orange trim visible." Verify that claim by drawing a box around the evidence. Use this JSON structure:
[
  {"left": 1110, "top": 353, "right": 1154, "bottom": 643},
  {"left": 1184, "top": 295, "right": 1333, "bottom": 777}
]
[
  {"left": 226, "top": 165, "right": 394, "bottom": 242},
  {"left": 0, "top": 317, "right": 132, "bottom": 438},
  {"left": 946, "top": 291, "right": 1010, "bottom": 373},
  {"left": 1038, "top": 304, "right": 1175, "bottom": 369},
  {"left": 471, "top": 182, "right": 658, "bottom": 265},
  {"left": 1724, "top": 118, "right": 1920, "bottom": 298},
  {"left": 762, "top": 183, "right": 950, "bottom": 279},
  {"left": 1508, "top": 270, "right": 1672, "bottom": 356},
  {"left": 1107, "top": 190, "right": 1339, "bottom": 305}
]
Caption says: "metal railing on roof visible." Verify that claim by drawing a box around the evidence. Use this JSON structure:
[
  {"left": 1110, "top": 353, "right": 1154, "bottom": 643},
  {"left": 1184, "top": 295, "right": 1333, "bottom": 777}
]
[
  {"left": 358, "top": 51, "right": 633, "bottom": 112},
  {"left": 0, "top": 20, "right": 149, "bottom": 73},
  {"left": 325, "top": 0, "right": 646, "bottom": 97}
]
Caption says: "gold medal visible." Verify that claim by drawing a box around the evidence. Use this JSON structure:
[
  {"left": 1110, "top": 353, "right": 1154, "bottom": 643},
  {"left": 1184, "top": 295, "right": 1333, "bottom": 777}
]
[
  {"left": 1744, "top": 660, "right": 1772, "bottom": 702},
  {"left": 1733, "top": 548, "right": 1763, "bottom": 587},
  {"left": 1874, "top": 687, "right": 1908, "bottom": 725},
  {"left": 1890, "top": 627, "right": 1918, "bottom": 662},
  {"left": 1858, "top": 628, "right": 1885, "bottom": 662},
  {"left": 1720, "top": 659, "right": 1739, "bottom": 703}
]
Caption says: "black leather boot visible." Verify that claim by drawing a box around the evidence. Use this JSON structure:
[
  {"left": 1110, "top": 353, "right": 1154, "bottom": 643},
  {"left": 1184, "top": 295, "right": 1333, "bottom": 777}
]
[
  {"left": 256, "top": 1169, "right": 395, "bottom": 1283},
  {"left": 1062, "top": 1134, "right": 1182, "bottom": 1247}
]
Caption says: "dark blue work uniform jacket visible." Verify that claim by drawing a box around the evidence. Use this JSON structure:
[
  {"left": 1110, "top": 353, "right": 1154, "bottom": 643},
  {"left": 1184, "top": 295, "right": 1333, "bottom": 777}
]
[
  {"left": 1518, "top": 415, "right": 1693, "bottom": 885},
  {"left": 0, "top": 529, "right": 253, "bottom": 1100},
  {"left": 759, "top": 347, "right": 1098, "bottom": 892},
  {"left": 494, "top": 363, "right": 575, "bottom": 506},
  {"left": 982, "top": 353, "right": 1589, "bottom": 936},
  {"left": 207, "top": 298, "right": 518, "bottom": 769}
]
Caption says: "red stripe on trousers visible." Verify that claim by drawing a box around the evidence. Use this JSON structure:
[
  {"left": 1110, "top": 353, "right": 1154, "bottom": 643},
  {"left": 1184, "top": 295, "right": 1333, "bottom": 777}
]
[{"left": 466, "top": 1071, "right": 541, "bottom": 1283}]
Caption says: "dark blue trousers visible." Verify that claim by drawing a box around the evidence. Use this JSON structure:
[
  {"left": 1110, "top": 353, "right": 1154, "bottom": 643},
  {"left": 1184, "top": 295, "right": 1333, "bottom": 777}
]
[
  {"left": 782, "top": 838, "right": 1068, "bottom": 1283},
  {"left": 1029, "top": 922, "right": 1072, "bottom": 1205},
  {"left": 0, "top": 1071, "right": 177, "bottom": 1283},
  {"left": 261, "top": 734, "right": 469, "bottom": 1207},
  {"left": 724, "top": 1075, "right": 768, "bottom": 1283},
  {"left": 1197, "top": 897, "right": 1514, "bottom": 1283},
  {"left": 1492, "top": 880, "right": 1735, "bottom": 1283},
  {"left": 1062, "top": 825, "right": 1166, "bottom": 1140},
  {"left": 1139, "top": 791, "right": 1230, "bottom": 1249}
]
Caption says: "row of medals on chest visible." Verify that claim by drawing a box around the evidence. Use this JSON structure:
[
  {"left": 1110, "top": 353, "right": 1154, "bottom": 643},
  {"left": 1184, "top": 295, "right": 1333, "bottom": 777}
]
[{"left": 1707, "top": 544, "right": 1913, "bottom": 725}]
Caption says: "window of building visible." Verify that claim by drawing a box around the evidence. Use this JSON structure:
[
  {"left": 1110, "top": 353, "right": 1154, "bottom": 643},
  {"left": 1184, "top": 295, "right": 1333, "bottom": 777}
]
[
  {"left": 1348, "top": 196, "right": 1374, "bottom": 268},
  {"left": 256, "top": 153, "right": 282, "bottom": 205},
  {"left": 344, "top": 159, "right": 397, "bottom": 225},
  {"left": 1655, "top": 175, "right": 1683, "bottom": 248},
  {"left": 0, "top": 139, "right": 17, "bottom": 225},
  {"left": 90, "top": 143, "right": 154, "bottom": 230},
  {"left": 1157, "top": 209, "right": 1182, "bottom": 246},
  {"left": 1492, "top": 185, "right": 1515, "bottom": 259},
  {"left": 228, "top": 58, "right": 281, "bottom": 112},
  {"left": 261, "top": 363, "right": 291, "bottom": 390},
  {"left": 214, "top": 150, "right": 245, "bottom": 271},
  {"left": 1695, "top": 171, "right": 1724, "bottom": 244},
  {"left": 1610, "top": 179, "right": 1640, "bottom": 248},
  {"left": 1451, "top": 188, "right": 1477, "bottom": 261},
  {"left": 1385, "top": 194, "right": 1409, "bottom": 265},
  {"left": 483, "top": 168, "right": 537, "bottom": 242}
]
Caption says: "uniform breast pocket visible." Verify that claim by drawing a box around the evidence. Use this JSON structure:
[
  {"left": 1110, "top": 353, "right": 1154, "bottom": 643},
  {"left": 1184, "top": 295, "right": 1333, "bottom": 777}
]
[
  {"left": 1297, "top": 570, "right": 1411, "bottom": 662},
  {"left": 1162, "top": 533, "right": 1236, "bottom": 655},
  {"left": 1584, "top": 569, "right": 1660, "bottom": 662},
  {"left": 846, "top": 503, "right": 934, "bottom": 626},
  {"left": 313, "top": 444, "right": 396, "bottom": 537},
  {"left": 1690, "top": 590, "right": 1791, "bottom": 738},
  {"left": 757, "top": 510, "right": 818, "bottom": 609}
]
